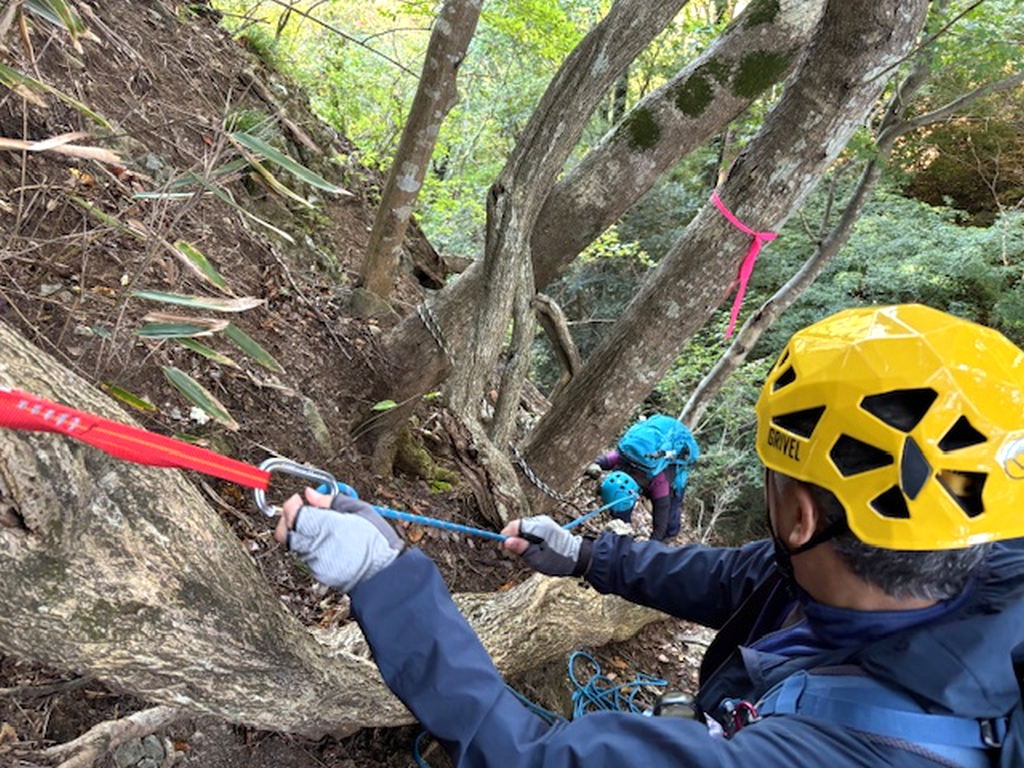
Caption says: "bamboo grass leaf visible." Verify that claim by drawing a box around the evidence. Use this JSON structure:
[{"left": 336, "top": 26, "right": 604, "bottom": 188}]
[
  {"left": 223, "top": 323, "right": 284, "bottom": 373},
  {"left": 26, "top": 0, "right": 87, "bottom": 35},
  {"left": 0, "top": 64, "right": 110, "bottom": 127},
  {"left": 162, "top": 365, "right": 239, "bottom": 431},
  {"left": 148, "top": 174, "right": 296, "bottom": 243},
  {"left": 132, "top": 289, "right": 264, "bottom": 313},
  {"left": 69, "top": 195, "right": 147, "bottom": 239},
  {"left": 138, "top": 313, "right": 230, "bottom": 338},
  {"left": 235, "top": 148, "right": 313, "bottom": 208},
  {"left": 176, "top": 338, "right": 241, "bottom": 368},
  {"left": 229, "top": 131, "right": 348, "bottom": 194},
  {"left": 101, "top": 383, "right": 156, "bottom": 411},
  {"left": 170, "top": 241, "right": 231, "bottom": 294},
  {"left": 0, "top": 133, "right": 120, "bottom": 164}
]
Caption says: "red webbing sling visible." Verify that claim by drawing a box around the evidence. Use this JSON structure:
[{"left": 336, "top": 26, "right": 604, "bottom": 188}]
[{"left": 0, "top": 387, "right": 270, "bottom": 491}]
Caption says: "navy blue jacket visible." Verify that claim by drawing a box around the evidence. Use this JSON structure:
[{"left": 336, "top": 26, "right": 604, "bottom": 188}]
[{"left": 350, "top": 534, "right": 1024, "bottom": 767}]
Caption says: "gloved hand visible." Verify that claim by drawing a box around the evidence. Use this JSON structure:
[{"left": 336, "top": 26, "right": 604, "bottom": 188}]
[
  {"left": 277, "top": 488, "right": 404, "bottom": 593},
  {"left": 584, "top": 462, "right": 603, "bottom": 479},
  {"left": 503, "top": 515, "right": 591, "bottom": 577}
]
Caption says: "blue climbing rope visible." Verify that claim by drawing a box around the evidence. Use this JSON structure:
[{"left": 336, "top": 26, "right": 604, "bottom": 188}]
[
  {"left": 376, "top": 505, "right": 509, "bottom": 541},
  {"left": 562, "top": 497, "right": 633, "bottom": 530},
  {"left": 320, "top": 482, "right": 509, "bottom": 541},
  {"left": 322, "top": 482, "right": 622, "bottom": 541}
]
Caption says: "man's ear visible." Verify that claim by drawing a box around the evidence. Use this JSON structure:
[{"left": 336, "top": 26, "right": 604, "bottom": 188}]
[{"left": 787, "top": 482, "right": 821, "bottom": 549}]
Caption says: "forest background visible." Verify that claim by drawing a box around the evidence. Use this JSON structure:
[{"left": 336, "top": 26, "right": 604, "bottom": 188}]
[{"left": 218, "top": 0, "right": 1023, "bottom": 541}]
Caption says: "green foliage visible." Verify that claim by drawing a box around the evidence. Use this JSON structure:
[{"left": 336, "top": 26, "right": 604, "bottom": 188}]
[
  {"left": 480, "top": 0, "right": 592, "bottom": 64},
  {"left": 891, "top": 0, "right": 1024, "bottom": 220},
  {"left": 617, "top": 166, "right": 711, "bottom": 260}
]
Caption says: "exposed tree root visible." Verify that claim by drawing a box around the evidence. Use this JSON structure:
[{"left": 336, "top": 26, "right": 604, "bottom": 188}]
[{"left": 37, "top": 706, "right": 183, "bottom": 768}]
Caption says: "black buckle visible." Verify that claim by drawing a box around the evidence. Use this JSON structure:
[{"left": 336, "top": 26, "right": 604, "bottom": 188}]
[{"left": 653, "top": 691, "right": 698, "bottom": 719}]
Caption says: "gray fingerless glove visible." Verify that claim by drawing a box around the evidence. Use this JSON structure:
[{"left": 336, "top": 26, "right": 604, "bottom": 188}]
[
  {"left": 519, "top": 515, "right": 591, "bottom": 577},
  {"left": 287, "top": 495, "right": 404, "bottom": 593}
]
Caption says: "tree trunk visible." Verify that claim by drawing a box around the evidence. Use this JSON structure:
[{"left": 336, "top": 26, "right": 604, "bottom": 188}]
[
  {"left": 375, "top": 0, "right": 822, "bottom": 444},
  {"left": 438, "top": 0, "right": 690, "bottom": 514},
  {"left": 517, "top": 0, "right": 929, "bottom": 505},
  {"left": 446, "top": 0, "right": 689, "bottom": 416},
  {"left": 358, "top": 0, "right": 482, "bottom": 299},
  {"left": 0, "top": 320, "right": 662, "bottom": 737}
]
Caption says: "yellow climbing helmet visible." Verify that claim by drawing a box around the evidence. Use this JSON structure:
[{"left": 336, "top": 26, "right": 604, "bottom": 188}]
[{"left": 755, "top": 304, "right": 1024, "bottom": 551}]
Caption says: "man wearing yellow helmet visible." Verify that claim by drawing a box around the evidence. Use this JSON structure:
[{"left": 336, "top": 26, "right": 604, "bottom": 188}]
[{"left": 278, "top": 304, "right": 1024, "bottom": 767}]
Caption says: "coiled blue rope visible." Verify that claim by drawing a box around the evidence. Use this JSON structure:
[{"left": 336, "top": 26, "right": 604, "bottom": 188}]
[
  {"left": 412, "top": 651, "right": 666, "bottom": 766},
  {"left": 568, "top": 650, "right": 667, "bottom": 717}
]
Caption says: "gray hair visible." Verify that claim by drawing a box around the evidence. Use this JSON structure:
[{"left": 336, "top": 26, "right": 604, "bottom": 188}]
[{"left": 771, "top": 471, "right": 989, "bottom": 600}]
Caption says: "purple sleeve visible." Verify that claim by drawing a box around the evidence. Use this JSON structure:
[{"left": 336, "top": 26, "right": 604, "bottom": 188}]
[{"left": 595, "top": 450, "right": 620, "bottom": 470}]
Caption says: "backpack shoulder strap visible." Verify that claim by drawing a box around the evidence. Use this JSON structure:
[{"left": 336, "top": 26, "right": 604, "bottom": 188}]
[{"left": 758, "top": 669, "right": 1008, "bottom": 768}]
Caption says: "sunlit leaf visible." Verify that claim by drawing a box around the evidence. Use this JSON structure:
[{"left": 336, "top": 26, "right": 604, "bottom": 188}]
[
  {"left": 229, "top": 131, "right": 347, "bottom": 194},
  {"left": 162, "top": 365, "right": 239, "bottom": 431},
  {"left": 101, "top": 383, "right": 156, "bottom": 411},
  {"left": 372, "top": 399, "right": 399, "bottom": 411},
  {"left": 223, "top": 323, "right": 284, "bottom": 372},
  {"left": 176, "top": 338, "right": 241, "bottom": 368},
  {"left": 132, "top": 289, "right": 264, "bottom": 313},
  {"left": 138, "top": 313, "right": 229, "bottom": 338},
  {"left": 169, "top": 241, "right": 231, "bottom": 293}
]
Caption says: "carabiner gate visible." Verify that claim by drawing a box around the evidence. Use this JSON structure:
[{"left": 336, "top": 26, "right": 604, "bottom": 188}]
[{"left": 253, "top": 457, "right": 338, "bottom": 517}]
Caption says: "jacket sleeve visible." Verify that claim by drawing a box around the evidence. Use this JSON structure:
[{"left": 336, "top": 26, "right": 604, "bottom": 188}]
[
  {"left": 349, "top": 550, "right": 914, "bottom": 768},
  {"left": 585, "top": 534, "right": 777, "bottom": 629}
]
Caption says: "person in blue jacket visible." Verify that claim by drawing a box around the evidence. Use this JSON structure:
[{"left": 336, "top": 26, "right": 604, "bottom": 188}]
[{"left": 275, "top": 304, "right": 1024, "bottom": 767}]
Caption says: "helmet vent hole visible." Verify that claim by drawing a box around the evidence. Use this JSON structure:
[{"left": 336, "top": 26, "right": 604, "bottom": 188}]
[
  {"left": 900, "top": 437, "right": 932, "bottom": 500},
  {"left": 773, "top": 365, "right": 796, "bottom": 392},
  {"left": 938, "top": 416, "right": 987, "bottom": 452},
  {"left": 861, "top": 388, "right": 938, "bottom": 432},
  {"left": 772, "top": 406, "right": 825, "bottom": 438},
  {"left": 831, "top": 434, "right": 894, "bottom": 477},
  {"left": 938, "top": 470, "right": 986, "bottom": 518},
  {"left": 871, "top": 486, "right": 911, "bottom": 519}
]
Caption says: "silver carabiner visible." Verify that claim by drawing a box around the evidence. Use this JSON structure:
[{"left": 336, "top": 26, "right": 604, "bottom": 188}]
[{"left": 253, "top": 457, "right": 338, "bottom": 517}]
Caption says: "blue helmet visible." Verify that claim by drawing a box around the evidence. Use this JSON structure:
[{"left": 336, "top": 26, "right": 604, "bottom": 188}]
[{"left": 601, "top": 471, "right": 639, "bottom": 515}]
